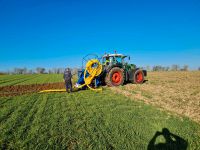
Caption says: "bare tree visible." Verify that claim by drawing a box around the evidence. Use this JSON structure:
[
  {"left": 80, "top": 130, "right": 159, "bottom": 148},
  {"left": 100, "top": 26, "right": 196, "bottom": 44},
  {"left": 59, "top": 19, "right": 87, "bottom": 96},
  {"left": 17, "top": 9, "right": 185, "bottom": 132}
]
[
  {"left": 13, "top": 67, "right": 28, "bottom": 74},
  {"left": 72, "top": 68, "right": 78, "bottom": 75},
  {"left": 165, "top": 66, "right": 170, "bottom": 71},
  {"left": 171, "top": 65, "right": 179, "bottom": 71},
  {"left": 36, "top": 67, "right": 45, "bottom": 74},
  {"left": 52, "top": 68, "right": 57, "bottom": 74},
  {"left": 152, "top": 65, "right": 163, "bottom": 71},
  {"left": 14, "top": 68, "right": 19, "bottom": 74},
  {"left": 51, "top": 68, "right": 61, "bottom": 74},
  {"left": 6, "top": 70, "right": 11, "bottom": 74},
  {"left": 152, "top": 66, "right": 170, "bottom": 71},
  {"left": 28, "top": 69, "right": 33, "bottom": 74},
  {"left": 14, "top": 68, "right": 23, "bottom": 74},
  {"left": 181, "top": 65, "right": 189, "bottom": 71},
  {"left": 146, "top": 65, "right": 151, "bottom": 71},
  {"left": 22, "top": 67, "right": 27, "bottom": 74},
  {"left": 48, "top": 69, "right": 53, "bottom": 74},
  {"left": 57, "top": 68, "right": 65, "bottom": 74}
]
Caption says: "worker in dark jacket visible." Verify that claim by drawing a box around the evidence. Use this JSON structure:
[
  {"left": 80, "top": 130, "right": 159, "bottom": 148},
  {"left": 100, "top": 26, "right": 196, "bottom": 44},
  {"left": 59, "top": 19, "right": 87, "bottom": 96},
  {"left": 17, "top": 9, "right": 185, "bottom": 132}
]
[{"left": 63, "top": 68, "right": 73, "bottom": 93}]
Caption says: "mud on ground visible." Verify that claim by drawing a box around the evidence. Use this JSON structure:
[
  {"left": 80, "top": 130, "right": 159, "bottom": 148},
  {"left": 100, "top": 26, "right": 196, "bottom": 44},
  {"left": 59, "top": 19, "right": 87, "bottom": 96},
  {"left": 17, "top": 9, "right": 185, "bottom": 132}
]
[{"left": 0, "top": 82, "right": 65, "bottom": 97}]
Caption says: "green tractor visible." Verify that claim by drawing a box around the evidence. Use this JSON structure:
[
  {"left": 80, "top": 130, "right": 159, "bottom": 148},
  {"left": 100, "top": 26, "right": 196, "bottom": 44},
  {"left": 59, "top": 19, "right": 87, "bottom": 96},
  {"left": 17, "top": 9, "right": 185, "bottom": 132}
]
[
  {"left": 76, "top": 53, "right": 147, "bottom": 89},
  {"left": 101, "top": 53, "right": 147, "bottom": 86}
]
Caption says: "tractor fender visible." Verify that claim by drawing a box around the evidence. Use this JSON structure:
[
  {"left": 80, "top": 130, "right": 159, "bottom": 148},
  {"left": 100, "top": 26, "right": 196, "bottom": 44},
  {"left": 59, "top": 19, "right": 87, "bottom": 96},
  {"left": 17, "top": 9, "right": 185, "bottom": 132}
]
[{"left": 104, "top": 64, "right": 123, "bottom": 74}]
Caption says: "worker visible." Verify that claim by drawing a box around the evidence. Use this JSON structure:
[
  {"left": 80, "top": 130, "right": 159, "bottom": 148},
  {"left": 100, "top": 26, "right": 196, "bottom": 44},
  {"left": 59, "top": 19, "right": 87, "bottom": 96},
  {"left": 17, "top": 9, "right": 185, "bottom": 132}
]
[
  {"left": 104, "top": 57, "right": 110, "bottom": 65},
  {"left": 63, "top": 68, "right": 73, "bottom": 93}
]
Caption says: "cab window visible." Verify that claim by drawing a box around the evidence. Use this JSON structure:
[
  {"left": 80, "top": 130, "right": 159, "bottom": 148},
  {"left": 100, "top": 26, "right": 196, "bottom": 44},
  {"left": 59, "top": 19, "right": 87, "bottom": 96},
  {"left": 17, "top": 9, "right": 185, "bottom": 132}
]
[{"left": 115, "top": 56, "right": 122, "bottom": 63}]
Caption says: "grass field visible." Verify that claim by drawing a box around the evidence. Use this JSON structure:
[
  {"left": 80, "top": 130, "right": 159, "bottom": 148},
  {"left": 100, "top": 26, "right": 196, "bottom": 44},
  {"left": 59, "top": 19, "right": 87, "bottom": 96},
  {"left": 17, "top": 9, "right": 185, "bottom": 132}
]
[
  {"left": 0, "top": 74, "right": 63, "bottom": 86},
  {"left": 0, "top": 72, "right": 200, "bottom": 149},
  {"left": 1, "top": 90, "right": 200, "bottom": 149}
]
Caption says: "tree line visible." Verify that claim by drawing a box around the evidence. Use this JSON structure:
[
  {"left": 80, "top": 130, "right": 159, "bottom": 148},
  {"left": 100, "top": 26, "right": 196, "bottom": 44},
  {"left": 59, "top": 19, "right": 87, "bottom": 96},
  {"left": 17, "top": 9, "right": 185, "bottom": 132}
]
[
  {"left": 1, "top": 67, "right": 79, "bottom": 75},
  {"left": 1, "top": 65, "right": 200, "bottom": 75},
  {"left": 143, "top": 65, "right": 200, "bottom": 71}
]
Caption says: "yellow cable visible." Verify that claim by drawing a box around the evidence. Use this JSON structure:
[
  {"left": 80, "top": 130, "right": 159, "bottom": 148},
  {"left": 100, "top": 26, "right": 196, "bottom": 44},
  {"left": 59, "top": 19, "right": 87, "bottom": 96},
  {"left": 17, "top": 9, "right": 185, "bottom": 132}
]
[{"left": 38, "top": 89, "right": 66, "bottom": 93}]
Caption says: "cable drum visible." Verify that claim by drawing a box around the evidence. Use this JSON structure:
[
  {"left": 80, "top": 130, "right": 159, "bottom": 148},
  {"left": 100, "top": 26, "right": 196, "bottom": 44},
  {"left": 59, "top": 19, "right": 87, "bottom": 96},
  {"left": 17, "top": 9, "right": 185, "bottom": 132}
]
[{"left": 84, "top": 59, "right": 102, "bottom": 85}]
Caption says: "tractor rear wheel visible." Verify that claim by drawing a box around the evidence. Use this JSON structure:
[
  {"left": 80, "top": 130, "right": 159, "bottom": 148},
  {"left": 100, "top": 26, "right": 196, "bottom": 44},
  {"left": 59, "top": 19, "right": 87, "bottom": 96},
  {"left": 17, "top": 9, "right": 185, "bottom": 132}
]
[
  {"left": 105, "top": 67, "right": 124, "bottom": 86},
  {"left": 133, "top": 69, "right": 144, "bottom": 84}
]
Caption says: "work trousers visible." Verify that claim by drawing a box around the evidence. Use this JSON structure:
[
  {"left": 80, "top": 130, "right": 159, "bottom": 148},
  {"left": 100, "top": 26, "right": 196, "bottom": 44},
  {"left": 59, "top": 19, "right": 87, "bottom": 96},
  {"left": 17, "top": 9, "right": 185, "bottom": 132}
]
[{"left": 65, "top": 80, "right": 72, "bottom": 93}]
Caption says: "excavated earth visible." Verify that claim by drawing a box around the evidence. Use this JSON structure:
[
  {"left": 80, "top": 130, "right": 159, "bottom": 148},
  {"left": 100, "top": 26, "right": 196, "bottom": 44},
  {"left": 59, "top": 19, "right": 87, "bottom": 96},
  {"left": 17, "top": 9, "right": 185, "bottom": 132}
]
[{"left": 0, "top": 82, "right": 65, "bottom": 97}]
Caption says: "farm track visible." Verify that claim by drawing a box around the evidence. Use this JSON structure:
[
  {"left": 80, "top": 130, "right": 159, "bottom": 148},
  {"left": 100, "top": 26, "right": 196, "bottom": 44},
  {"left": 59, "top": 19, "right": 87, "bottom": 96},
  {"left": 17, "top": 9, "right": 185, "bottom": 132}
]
[{"left": 0, "top": 82, "right": 65, "bottom": 97}]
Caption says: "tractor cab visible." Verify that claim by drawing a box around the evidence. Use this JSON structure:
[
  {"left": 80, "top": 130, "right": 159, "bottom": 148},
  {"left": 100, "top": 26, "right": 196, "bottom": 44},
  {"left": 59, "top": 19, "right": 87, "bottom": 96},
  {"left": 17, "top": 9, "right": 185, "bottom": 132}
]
[{"left": 102, "top": 54, "right": 128, "bottom": 66}]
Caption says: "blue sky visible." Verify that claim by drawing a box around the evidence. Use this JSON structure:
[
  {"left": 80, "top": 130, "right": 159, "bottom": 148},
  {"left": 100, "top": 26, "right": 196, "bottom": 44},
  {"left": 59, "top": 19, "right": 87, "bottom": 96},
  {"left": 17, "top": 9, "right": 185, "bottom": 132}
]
[{"left": 0, "top": 0, "right": 200, "bottom": 71}]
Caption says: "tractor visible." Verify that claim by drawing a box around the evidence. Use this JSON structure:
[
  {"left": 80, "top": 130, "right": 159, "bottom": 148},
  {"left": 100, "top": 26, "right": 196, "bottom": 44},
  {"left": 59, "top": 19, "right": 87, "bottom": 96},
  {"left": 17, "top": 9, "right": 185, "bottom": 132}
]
[
  {"left": 76, "top": 53, "right": 147, "bottom": 89},
  {"left": 101, "top": 53, "right": 147, "bottom": 86}
]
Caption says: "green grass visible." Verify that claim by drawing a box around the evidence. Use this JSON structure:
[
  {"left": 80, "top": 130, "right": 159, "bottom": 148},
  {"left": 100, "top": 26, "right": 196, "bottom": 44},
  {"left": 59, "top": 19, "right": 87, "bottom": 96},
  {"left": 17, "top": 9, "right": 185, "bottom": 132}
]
[
  {"left": 0, "top": 74, "right": 63, "bottom": 86},
  {"left": 0, "top": 89, "right": 200, "bottom": 149}
]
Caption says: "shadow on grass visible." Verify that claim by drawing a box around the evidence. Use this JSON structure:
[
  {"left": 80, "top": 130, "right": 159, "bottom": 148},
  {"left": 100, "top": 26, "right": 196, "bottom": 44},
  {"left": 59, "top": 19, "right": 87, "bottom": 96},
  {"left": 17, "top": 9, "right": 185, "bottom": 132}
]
[{"left": 147, "top": 128, "right": 188, "bottom": 150}]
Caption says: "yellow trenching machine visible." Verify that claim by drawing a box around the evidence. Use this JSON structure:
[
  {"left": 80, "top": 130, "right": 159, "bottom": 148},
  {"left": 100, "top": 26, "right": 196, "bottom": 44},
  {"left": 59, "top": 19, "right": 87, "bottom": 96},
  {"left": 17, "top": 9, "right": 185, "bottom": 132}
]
[{"left": 39, "top": 56, "right": 103, "bottom": 93}]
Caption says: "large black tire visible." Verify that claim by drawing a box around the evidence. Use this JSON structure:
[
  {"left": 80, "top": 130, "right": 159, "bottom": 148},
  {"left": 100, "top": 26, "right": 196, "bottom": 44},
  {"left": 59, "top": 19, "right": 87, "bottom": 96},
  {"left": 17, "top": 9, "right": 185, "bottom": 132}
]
[
  {"left": 105, "top": 67, "right": 124, "bottom": 86},
  {"left": 132, "top": 69, "right": 144, "bottom": 84}
]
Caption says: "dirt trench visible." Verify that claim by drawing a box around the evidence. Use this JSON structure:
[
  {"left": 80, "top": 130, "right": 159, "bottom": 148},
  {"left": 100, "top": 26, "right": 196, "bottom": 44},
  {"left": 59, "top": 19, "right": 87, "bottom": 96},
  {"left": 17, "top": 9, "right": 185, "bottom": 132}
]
[{"left": 0, "top": 82, "right": 65, "bottom": 97}]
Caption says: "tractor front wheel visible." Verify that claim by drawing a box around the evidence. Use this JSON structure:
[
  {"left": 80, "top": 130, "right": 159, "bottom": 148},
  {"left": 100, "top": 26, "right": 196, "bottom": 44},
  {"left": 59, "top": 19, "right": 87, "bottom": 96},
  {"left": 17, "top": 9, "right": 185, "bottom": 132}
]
[{"left": 105, "top": 67, "right": 124, "bottom": 86}]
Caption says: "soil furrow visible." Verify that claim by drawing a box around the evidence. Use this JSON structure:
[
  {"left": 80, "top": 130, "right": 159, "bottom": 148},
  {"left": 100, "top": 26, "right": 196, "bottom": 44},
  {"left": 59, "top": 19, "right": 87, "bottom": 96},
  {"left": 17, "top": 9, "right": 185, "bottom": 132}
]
[{"left": 0, "top": 82, "right": 65, "bottom": 97}]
